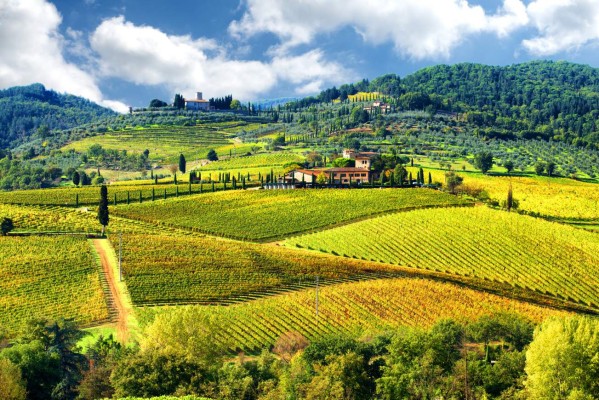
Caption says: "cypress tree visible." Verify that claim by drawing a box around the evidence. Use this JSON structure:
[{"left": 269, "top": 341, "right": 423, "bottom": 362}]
[
  {"left": 152, "top": 188, "right": 155, "bottom": 201},
  {"left": 428, "top": 172, "right": 432, "bottom": 184},
  {"left": 174, "top": 173, "right": 177, "bottom": 185},
  {"left": 114, "top": 193, "right": 117, "bottom": 206},
  {"left": 179, "top": 154, "right": 186, "bottom": 173},
  {"left": 139, "top": 191, "right": 142, "bottom": 203},
  {"left": 72, "top": 171, "right": 80, "bottom": 186},
  {"left": 507, "top": 183, "right": 513, "bottom": 212},
  {"left": 98, "top": 185, "right": 109, "bottom": 236},
  {"left": 127, "top": 192, "right": 130, "bottom": 205}
]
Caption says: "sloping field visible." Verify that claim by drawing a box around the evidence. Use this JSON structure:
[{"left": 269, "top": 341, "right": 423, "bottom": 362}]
[
  {"left": 412, "top": 168, "right": 599, "bottom": 220},
  {"left": 197, "top": 152, "right": 304, "bottom": 171},
  {"left": 137, "top": 278, "right": 569, "bottom": 354},
  {"left": 113, "top": 188, "right": 470, "bottom": 241},
  {"left": 0, "top": 182, "right": 235, "bottom": 206},
  {"left": 287, "top": 207, "right": 599, "bottom": 309},
  {"left": 0, "top": 236, "right": 110, "bottom": 334},
  {"left": 114, "top": 233, "right": 410, "bottom": 306}
]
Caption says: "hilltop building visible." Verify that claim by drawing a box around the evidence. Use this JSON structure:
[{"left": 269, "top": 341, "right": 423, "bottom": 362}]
[{"left": 185, "top": 92, "right": 210, "bottom": 111}]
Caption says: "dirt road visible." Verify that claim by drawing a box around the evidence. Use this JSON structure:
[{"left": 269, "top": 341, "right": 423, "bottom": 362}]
[{"left": 93, "top": 239, "right": 130, "bottom": 342}]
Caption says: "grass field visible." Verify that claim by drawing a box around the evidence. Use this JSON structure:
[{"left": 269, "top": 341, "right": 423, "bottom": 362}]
[
  {"left": 113, "top": 188, "right": 470, "bottom": 241},
  {"left": 136, "top": 278, "right": 569, "bottom": 354},
  {"left": 0, "top": 236, "right": 110, "bottom": 334},
  {"left": 62, "top": 122, "right": 265, "bottom": 163},
  {"left": 287, "top": 207, "right": 599, "bottom": 309}
]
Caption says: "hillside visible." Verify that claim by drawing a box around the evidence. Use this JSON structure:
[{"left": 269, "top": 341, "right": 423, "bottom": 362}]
[
  {"left": 304, "top": 61, "right": 599, "bottom": 149},
  {"left": 0, "top": 83, "right": 115, "bottom": 149}
]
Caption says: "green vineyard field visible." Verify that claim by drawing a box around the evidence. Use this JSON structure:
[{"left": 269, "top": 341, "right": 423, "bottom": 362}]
[
  {"left": 0, "top": 236, "right": 110, "bottom": 334},
  {"left": 137, "top": 278, "right": 569, "bottom": 354},
  {"left": 114, "top": 188, "right": 470, "bottom": 241},
  {"left": 114, "top": 233, "right": 412, "bottom": 306},
  {"left": 287, "top": 207, "right": 599, "bottom": 309}
]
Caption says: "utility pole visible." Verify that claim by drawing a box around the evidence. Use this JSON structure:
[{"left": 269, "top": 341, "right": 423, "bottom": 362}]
[
  {"left": 118, "top": 231, "right": 122, "bottom": 282},
  {"left": 315, "top": 276, "right": 319, "bottom": 323}
]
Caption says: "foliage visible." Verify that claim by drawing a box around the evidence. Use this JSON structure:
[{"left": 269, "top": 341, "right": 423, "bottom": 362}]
[
  {"left": 135, "top": 278, "right": 567, "bottom": 354},
  {"left": 525, "top": 316, "right": 599, "bottom": 399},
  {"left": 0, "top": 83, "right": 114, "bottom": 149},
  {"left": 0, "top": 358, "right": 27, "bottom": 400},
  {"left": 206, "top": 149, "right": 218, "bottom": 161},
  {"left": 98, "top": 185, "right": 109, "bottom": 235},
  {"left": 474, "top": 151, "right": 494, "bottom": 173},
  {"left": 1, "top": 216, "right": 14, "bottom": 235}
]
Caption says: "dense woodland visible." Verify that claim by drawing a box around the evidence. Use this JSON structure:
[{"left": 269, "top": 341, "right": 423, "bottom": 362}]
[
  {"left": 0, "top": 84, "right": 115, "bottom": 149},
  {"left": 1, "top": 315, "right": 597, "bottom": 400}
]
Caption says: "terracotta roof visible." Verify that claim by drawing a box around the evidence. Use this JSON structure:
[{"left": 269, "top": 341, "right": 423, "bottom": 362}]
[{"left": 325, "top": 167, "right": 370, "bottom": 173}]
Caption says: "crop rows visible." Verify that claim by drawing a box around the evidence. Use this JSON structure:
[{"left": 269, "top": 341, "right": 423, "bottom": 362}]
[
  {"left": 197, "top": 152, "right": 304, "bottom": 171},
  {"left": 112, "top": 233, "right": 419, "bottom": 306},
  {"left": 0, "top": 203, "right": 197, "bottom": 236},
  {"left": 411, "top": 167, "right": 599, "bottom": 220},
  {"left": 114, "top": 188, "right": 469, "bottom": 241},
  {"left": 0, "top": 236, "right": 110, "bottom": 334},
  {"left": 0, "top": 182, "right": 245, "bottom": 207},
  {"left": 287, "top": 207, "right": 599, "bottom": 309},
  {"left": 137, "top": 278, "right": 569, "bottom": 354}
]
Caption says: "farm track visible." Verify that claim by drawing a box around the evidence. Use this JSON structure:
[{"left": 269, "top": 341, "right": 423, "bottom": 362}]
[{"left": 92, "top": 239, "right": 132, "bottom": 342}]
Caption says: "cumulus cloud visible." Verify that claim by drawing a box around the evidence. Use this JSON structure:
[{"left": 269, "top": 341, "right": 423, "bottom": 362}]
[
  {"left": 0, "top": 0, "right": 127, "bottom": 112},
  {"left": 90, "top": 16, "right": 352, "bottom": 100},
  {"left": 523, "top": 0, "right": 599, "bottom": 55},
  {"left": 229, "top": 0, "right": 529, "bottom": 59}
]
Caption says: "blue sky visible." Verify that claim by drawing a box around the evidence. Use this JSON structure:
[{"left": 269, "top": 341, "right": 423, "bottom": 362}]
[{"left": 2, "top": 0, "right": 599, "bottom": 111}]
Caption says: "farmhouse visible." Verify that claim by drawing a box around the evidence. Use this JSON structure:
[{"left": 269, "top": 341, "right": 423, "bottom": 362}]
[
  {"left": 185, "top": 92, "right": 210, "bottom": 111},
  {"left": 364, "top": 101, "right": 392, "bottom": 114},
  {"left": 287, "top": 150, "right": 379, "bottom": 186}
]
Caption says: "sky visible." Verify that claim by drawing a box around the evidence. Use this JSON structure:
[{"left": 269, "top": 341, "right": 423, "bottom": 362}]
[{"left": 2, "top": 0, "right": 599, "bottom": 112}]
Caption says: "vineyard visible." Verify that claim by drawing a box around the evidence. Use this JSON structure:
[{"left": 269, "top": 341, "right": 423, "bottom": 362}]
[
  {"left": 113, "top": 233, "right": 413, "bottom": 305},
  {"left": 0, "top": 236, "right": 110, "bottom": 334},
  {"left": 136, "top": 278, "right": 569, "bottom": 354},
  {"left": 410, "top": 167, "right": 599, "bottom": 220},
  {"left": 287, "top": 207, "right": 599, "bottom": 309},
  {"left": 113, "top": 188, "right": 469, "bottom": 241},
  {"left": 0, "top": 182, "right": 246, "bottom": 207},
  {"left": 196, "top": 152, "right": 304, "bottom": 171}
]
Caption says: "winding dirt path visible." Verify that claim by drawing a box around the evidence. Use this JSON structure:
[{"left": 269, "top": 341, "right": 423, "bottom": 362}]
[{"left": 93, "top": 239, "right": 130, "bottom": 343}]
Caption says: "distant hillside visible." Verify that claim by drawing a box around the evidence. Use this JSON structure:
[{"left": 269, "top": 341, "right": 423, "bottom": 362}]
[
  {"left": 0, "top": 83, "right": 115, "bottom": 149},
  {"left": 300, "top": 61, "right": 599, "bottom": 150}
]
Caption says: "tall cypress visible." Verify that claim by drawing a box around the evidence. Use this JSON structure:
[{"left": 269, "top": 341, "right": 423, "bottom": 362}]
[{"left": 98, "top": 185, "right": 109, "bottom": 236}]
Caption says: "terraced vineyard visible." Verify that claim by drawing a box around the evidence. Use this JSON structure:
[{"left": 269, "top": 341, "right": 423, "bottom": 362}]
[
  {"left": 114, "top": 233, "right": 410, "bottom": 305},
  {"left": 0, "top": 236, "right": 110, "bottom": 334},
  {"left": 287, "top": 207, "right": 599, "bottom": 309},
  {"left": 114, "top": 188, "right": 470, "bottom": 241},
  {"left": 0, "top": 182, "right": 240, "bottom": 206},
  {"left": 137, "top": 278, "right": 569, "bottom": 353}
]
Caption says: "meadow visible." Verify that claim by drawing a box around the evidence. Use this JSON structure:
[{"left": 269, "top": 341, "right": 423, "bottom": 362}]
[
  {"left": 113, "top": 188, "right": 470, "bottom": 241},
  {"left": 287, "top": 207, "right": 599, "bottom": 309},
  {"left": 136, "top": 277, "right": 569, "bottom": 354},
  {"left": 0, "top": 236, "right": 110, "bottom": 334},
  {"left": 62, "top": 122, "right": 264, "bottom": 163}
]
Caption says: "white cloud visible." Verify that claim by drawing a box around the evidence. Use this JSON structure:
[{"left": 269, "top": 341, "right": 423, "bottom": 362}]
[
  {"left": 0, "top": 0, "right": 126, "bottom": 112},
  {"left": 90, "top": 16, "right": 352, "bottom": 100},
  {"left": 523, "top": 0, "right": 599, "bottom": 55},
  {"left": 229, "top": 0, "right": 529, "bottom": 59}
]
